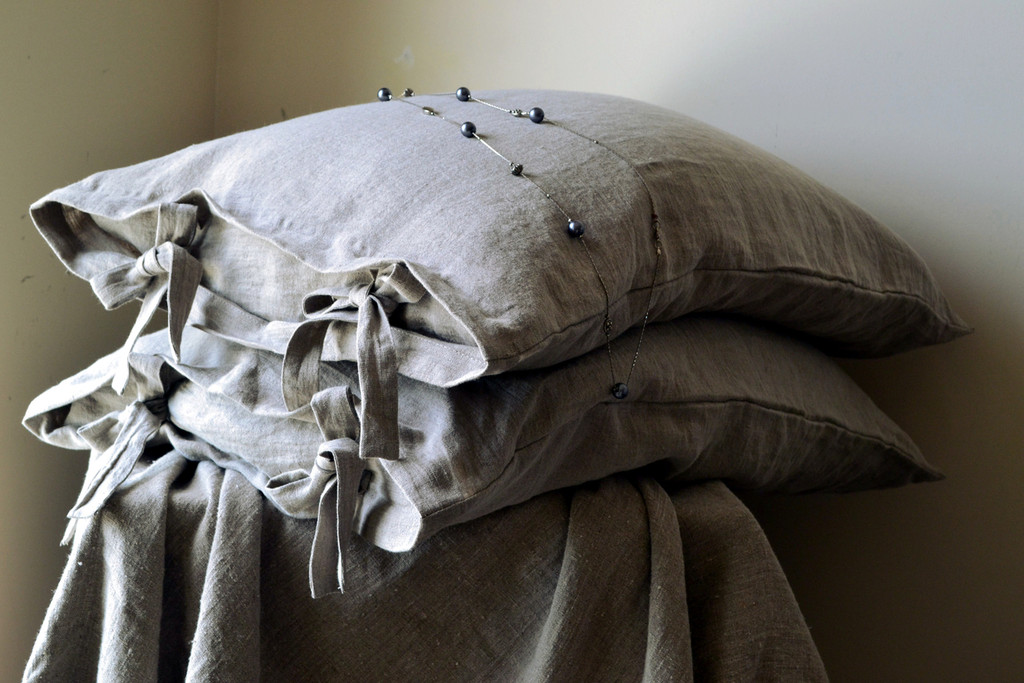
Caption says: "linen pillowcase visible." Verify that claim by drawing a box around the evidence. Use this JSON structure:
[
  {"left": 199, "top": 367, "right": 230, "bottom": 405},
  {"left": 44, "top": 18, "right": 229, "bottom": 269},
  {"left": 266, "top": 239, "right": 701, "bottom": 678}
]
[
  {"left": 25, "top": 316, "right": 940, "bottom": 563},
  {"left": 31, "top": 89, "right": 968, "bottom": 405}
]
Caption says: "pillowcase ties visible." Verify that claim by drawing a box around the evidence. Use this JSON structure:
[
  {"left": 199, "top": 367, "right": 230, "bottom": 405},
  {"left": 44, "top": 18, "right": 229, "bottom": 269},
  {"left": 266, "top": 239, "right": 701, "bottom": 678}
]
[
  {"left": 24, "top": 338, "right": 381, "bottom": 596},
  {"left": 86, "top": 203, "right": 203, "bottom": 393},
  {"left": 305, "top": 386, "right": 391, "bottom": 597},
  {"left": 55, "top": 353, "right": 176, "bottom": 545},
  {"left": 283, "top": 264, "right": 426, "bottom": 462}
]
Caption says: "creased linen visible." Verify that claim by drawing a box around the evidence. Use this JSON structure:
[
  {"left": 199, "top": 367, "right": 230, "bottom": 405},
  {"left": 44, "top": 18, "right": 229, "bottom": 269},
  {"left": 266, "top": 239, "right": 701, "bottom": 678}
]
[
  {"left": 25, "top": 317, "right": 939, "bottom": 594},
  {"left": 29, "top": 92, "right": 970, "bottom": 488},
  {"left": 32, "top": 90, "right": 969, "bottom": 381},
  {"left": 23, "top": 455, "right": 827, "bottom": 682}
]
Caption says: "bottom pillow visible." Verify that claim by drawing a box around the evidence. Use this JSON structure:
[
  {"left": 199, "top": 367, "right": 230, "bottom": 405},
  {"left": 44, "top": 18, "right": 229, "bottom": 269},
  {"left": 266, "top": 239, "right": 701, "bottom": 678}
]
[{"left": 24, "top": 315, "right": 940, "bottom": 594}]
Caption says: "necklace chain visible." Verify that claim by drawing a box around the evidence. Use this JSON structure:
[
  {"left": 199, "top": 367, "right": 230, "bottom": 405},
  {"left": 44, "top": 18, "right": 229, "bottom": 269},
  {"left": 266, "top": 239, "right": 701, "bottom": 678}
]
[{"left": 378, "top": 87, "right": 662, "bottom": 399}]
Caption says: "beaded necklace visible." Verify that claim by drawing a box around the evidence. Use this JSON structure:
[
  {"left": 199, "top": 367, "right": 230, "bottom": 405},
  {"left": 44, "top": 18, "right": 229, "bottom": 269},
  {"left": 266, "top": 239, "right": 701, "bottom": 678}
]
[{"left": 377, "top": 86, "right": 662, "bottom": 399}]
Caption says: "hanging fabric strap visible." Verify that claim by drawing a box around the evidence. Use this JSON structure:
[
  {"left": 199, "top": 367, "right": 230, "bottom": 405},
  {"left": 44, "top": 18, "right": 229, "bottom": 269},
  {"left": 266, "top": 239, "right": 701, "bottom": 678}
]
[
  {"left": 62, "top": 396, "right": 168, "bottom": 544},
  {"left": 286, "top": 266, "right": 426, "bottom": 594},
  {"left": 60, "top": 352, "right": 173, "bottom": 546},
  {"left": 282, "top": 264, "right": 424, "bottom": 464},
  {"left": 305, "top": 385, "right": 401, "bottom": 597},
  {"left": 88, "top": 204, "right": 203, "bottom": 394},
  {"left": 307, "top": 438, "right": 365, "bottom": 597}
]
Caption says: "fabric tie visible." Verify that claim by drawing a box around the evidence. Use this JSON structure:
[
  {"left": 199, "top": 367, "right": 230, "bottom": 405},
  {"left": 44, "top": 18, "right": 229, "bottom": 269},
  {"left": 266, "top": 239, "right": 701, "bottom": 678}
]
[
  {"left": 307, "top": 438, "right": 365, "bottom": 597},
  {"left": 89, "top": 204, "right": 203, "bottom": 394},
  {"left": 62, "top": 397, "right": 168, "bottom": 545},
  {"left": 283, "top": 264, "right": 425, "bottom": 464},
  {"left": 305, "top": 385, "right": 400, "bottom": 597}
]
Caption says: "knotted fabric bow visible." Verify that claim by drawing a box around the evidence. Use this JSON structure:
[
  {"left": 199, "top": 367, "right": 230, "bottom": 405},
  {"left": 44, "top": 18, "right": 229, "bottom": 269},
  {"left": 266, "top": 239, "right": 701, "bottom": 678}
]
[
  {"left": 89, "top": 203, "right": 203, "bottom": 394},
  {"left": 283, "top": 264, "right": 425, "bottom": 465},
  {"left": 305, "top": 386, "right": 399, "bottom": 597},
  {"left": 62, "top": 354, "right": 173, "bottom": 545}
]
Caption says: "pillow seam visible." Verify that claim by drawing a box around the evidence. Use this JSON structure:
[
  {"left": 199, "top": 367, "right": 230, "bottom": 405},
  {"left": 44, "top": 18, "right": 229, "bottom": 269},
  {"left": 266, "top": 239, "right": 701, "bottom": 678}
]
[
  {"left": 481, "top": 266, "right": 965, "bottom": 364},
  {"left": 420, "top": 395, "right": 925, "bottom": 520}
]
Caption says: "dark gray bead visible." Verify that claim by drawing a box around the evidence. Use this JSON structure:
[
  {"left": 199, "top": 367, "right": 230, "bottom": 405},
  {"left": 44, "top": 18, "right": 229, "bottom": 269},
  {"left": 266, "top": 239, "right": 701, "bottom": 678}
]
[
  {"left": 567, "top": 220, "right": 585, "bottom": 237},
  {"left": 510, "top": 162, "right": 524, "bottom": 176},
  {"left": 402, "top": 88, "right": 415, "bottom": 97},
  {"left": 358, "top": 469, "right": 374, "bottom": 494},
  {"left": 456, "top": 87, "right": 471, "bottom": 102},
  {"left": 461, "top": 121, "right": 477, "bottom": 138},
  {"left": 529, "top": 107, "right": 545, "bottom": 123},
  {"left": 377, "top": 87, "right": 392, "bottom": 102},
  {"left": 612, "top": 383, "right": 629, "bottom": 399}
]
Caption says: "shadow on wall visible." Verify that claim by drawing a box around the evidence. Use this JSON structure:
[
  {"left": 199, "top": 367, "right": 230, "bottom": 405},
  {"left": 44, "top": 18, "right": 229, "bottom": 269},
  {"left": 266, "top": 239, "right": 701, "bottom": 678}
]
[
  {"left": 641, "top": 3, "right": 1024, "bottom": 680},
  {"left": 741, "top": 298, "right": 1022, "bottom": 681},
  {"left": 677, "top": 59, "right": 1024, "bottom": 674}
]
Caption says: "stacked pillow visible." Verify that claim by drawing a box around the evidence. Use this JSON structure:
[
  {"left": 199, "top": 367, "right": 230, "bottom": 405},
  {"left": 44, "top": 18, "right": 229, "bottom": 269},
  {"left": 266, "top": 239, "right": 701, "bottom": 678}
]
[{"left": 25, "top": 89, "right": 966, "bottom": 595}]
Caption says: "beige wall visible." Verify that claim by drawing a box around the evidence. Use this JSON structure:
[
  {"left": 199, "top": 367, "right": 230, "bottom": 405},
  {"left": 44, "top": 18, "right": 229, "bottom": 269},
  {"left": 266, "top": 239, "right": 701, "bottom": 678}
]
[
  {"left": 4, "top": 1, "right": 1021, "bottom": 679},
  {"left": 0, "top": 2, "right": 218, "bottom": 679}
]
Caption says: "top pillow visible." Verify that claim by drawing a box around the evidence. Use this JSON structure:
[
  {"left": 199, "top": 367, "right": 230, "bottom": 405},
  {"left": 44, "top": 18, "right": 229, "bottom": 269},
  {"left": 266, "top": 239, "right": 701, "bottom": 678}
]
[{"left": 31, "top": 89, "right": 967, "bottom": 407}]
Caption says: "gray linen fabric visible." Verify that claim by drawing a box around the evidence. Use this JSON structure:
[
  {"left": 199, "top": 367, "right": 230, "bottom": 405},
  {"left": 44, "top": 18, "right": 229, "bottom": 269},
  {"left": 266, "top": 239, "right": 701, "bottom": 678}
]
[
  {"left": 23, "top": 455, "right": 827, "bottom": 682},
  {"left": 24, "top": 316, "right": 938, "bottom": 595},
  {"left": 29, "top": 91, "right": 968, "bottom": 464}
]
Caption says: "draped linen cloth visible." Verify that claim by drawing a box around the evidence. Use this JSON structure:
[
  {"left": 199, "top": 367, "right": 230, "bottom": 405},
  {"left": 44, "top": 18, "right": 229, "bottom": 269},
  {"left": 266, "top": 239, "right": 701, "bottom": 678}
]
[{"left": 23, "top": 454, "right": 826, "bottom": 682}]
